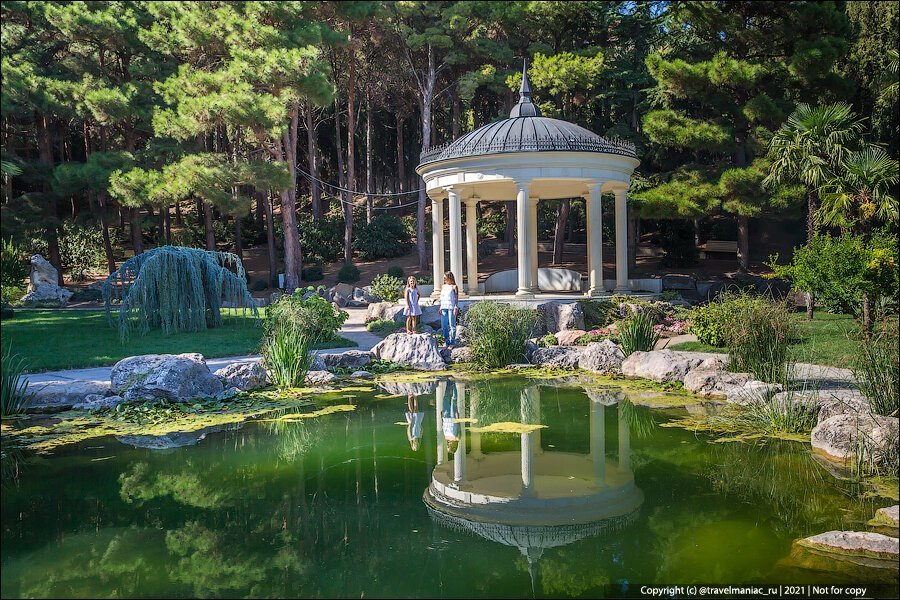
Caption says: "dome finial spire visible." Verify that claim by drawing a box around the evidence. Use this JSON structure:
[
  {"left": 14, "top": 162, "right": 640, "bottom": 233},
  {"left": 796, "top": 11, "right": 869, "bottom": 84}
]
[{"left": 510, "top": 58, "right": 541, "bottom": 118}]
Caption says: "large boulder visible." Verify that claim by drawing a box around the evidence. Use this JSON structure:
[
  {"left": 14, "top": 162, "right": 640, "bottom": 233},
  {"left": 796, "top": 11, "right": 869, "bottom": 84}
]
[
  {"left": 214, "top": 361, "right": 268, "bottom": 392},
  {"left": 578, "top": 340, "right": 625, "bottom": 375},
  {"left": 555, "top": 329, "right": 587, "bottom": 346},
  {"left": 305, "top": 370, "right": 337, "bottom": 385},
  {"left": 531, "top": 346, "right": 583, "bottom": 369},
  {"left": 322, "top": 350, "right": 373, "bottom": 369},
  {"left": 621, "top": 350, "right": 702, "bottom": 383},
  {"left": 28, "top": 380, "right": 111, "bottom": 410},
  {"left": 870, "top": 505, "right": 899, "bottom": 529},
  {"left": 683, "top": 359, "right": 752, "bottom": 396},
  {"left": 811, "top": 413, "right": 899, "bottom": 465},
  {"left": 538, "top": 301, "right": 585, "bottom": 334},
  {"left": 449, "top": 346, "right": 473, "bottom": 364},
  {"left": 724, "top": 380, "right": 783, "bottom": 405},
  {"left": 367, "top": 301, "right": 404, "bottom": 322},
  {"left": 797, "top": 531, "right": 898, "bottom": 561},
  {"left": 111, "top": 353, "right": 224, "bottom": 402},
  {"left": 371, "top": 333, "right": 446, "bottom": 370},
  {"left": 817, "top": 396, "right": 870, "bottom": 424},
  {"left": 20, "top": 254, "right": 73, "bottom": 306}
]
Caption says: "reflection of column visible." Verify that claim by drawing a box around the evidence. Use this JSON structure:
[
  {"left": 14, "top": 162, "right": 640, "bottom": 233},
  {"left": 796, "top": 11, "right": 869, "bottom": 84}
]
[
  {"left": 436, "top": 380, "right": 446, "bottom": 465},
  {"left": 529, "top": 196, "right": 539, "bottom": 292},
  {"left": 532, "top": 386, "right": 542, "bottom": 454},
  {"left": 431, "top": 197, "right": 445, "bottom": 299},
  {"left": 465, "top": 199, "right": 480, "bottom": 295},
  {"left": 470, "top": 388, "right": 483, "bottom": 459},
  {"left": 614, "top": 189, "right": 629, "bottom": 292},
  {"left": 515, "top": 181, "right": 533, "bottom": 297},
  {"left": 521, "top": 431, "right": 535, "bottom": 497},
  {"left": 448, "top": 188, "right": 464, "bottom": 295},
  {"left": 453, "top": 382, "right": 467, "bottom": 486},
  {"left": 618, "top": 404, "right": 631, "bottom": 472},
  {"left": 586, "top": 182, "right": 604, "bottom": 296},
  {"left": 590, "top": 401, "right": 606, "bottom": 485}
]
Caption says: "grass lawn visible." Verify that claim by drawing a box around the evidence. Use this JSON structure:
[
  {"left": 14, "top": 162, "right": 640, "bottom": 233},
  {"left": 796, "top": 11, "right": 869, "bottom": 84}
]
[
  {"left": 669, "top": 312, "right": 861, "bottom": 368},
  {"left": 1, "top": 309, "right": 356, "bottom": 372}
]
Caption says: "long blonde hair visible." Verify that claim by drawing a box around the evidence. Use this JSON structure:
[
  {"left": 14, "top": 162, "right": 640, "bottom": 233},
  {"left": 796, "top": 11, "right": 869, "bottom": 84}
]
[{"left": 407, "top": 276, "right": 418, "bottom": 288}]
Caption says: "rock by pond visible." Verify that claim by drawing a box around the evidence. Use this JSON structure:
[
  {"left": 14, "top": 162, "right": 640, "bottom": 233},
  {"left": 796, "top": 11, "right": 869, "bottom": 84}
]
[
  {"left": 322, "top": 350, "right": 373, "bottom": 370},
  {"left": 621, "top": 350, "right": 702, "bottom": 383},
  {"left": 811, "top": 413, "right": 899, "bottom": 465},
  {"left": 797, "top": 531, "right": 899, "bottom": 561},
  {"left": 531, "top": 346, "right": 583, "bottom": 369},
  {"left": 577, "top": 340, "right": 625, "bottom": 375},
  {"left": 215, "top": 361, "right": 268, "bottom": 392},
  {"left": 371, "top": 333, "right": 445, "bottom": 371},
  {"left": 111, "top": 353, "right": 224, "bottom": 402}
]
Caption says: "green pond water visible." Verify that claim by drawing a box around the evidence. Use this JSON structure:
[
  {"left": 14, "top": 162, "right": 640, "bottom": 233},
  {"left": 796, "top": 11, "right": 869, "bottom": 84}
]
[{"left": 1, "top": 375, "right": 897, "bottom": 598}]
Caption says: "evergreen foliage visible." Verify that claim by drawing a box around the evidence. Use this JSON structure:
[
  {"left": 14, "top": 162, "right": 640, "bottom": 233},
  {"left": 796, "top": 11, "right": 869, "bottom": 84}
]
[{"left": 102, "top": 245, "right": 257, "bottom": 339}]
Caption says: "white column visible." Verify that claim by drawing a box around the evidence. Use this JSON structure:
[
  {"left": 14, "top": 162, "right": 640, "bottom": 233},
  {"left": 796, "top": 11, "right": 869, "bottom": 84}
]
[
  {"left": 431, "top": 197, "right": 445, "bottom": 299},
  {"left": 614, "top": 188, "right": 629, "bottom": 292},
  {"left": 515, "top": 181, "right": 533, "bottom": 297},
  {"left": 590, "top": 401, "right": 606, "bottom": 485},
  {"left": 465, "top": 199, "right": 479, "bottom": 295},
  {"left": 435, "top": 380, "right": 446, "bottom": 465},
  {"left": 448, "top": 188, "right": 464, "bottom": 295},
  {"left": 618, "top": 403, "right": 631, "bottom": 472},
  {"left": 587, "top": 183, "right": 604, "bottom": 296},
  {"left": 453, "top": 382, "right": 467, "bottom": 485},
  {"left": 529, "top": 196, "right": 539, "bottom": 292}
]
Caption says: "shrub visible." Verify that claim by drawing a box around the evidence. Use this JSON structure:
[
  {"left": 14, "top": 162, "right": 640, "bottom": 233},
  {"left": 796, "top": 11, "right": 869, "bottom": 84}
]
[
  {"left": 464, "top": 301, "right": 539, "bottom": 368},
  {"left": 337, "top": 263, "right": 360, "bottom": 283},
  {"left": 618, "top": 312, "right": 660, "bottom": 356},
  {"left": 853, "top": 322, "right": 899, "bottom": 417},
  {"left": 353, "top": 214, "right": 412, "bottom": 260},
  {"left": 478, "top": 210, "right": 506, "bottom": 239},
  {"left": 769, "top": 232, "right": 899, "bottom": 318},
  {"left": 262, "top": 322, "right": 315, "bottom": 389},
  {"left": 265, "top": 287, "right": 348, "bottom": 342},
  {"left": 538, "top": 333, "right": 557, "bottom": 347},
  {"left": 1, "top": 345, "right": 31, "bottom": 416},
  {"left": 298, "top": 214, "right": 344, "bottom": 263},
  {"left": 689, "top": 301, "right": 733, "bottom": 347},
  {"left": 386, "top": 265, "right": 404, "bottom": 279},
  {"left": 578, "top": 299, "right": 617, "bottom": 329},
  {"left": 366, "top": 318, "right": 401, "bottom": 336},
  {"left": 250, "top": 279, "right": 268, "bottom": 292},
  {"left": 301, "top": 265, "right": 324, "bottom": 282},
  {"left": 723, "top": 293, "right": 795, "bottom": 383},
  {"left": 371, "top": 274, "right": 404, "bottom": 302},
  {"left": 1, "top": 238, "right": 28, "bottom": 292}
]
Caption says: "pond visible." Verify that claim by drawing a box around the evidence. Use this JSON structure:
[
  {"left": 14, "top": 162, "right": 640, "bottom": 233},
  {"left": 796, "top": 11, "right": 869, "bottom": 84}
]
[{"left": 1, "top": 374, "right": 897, "bottom": 598}]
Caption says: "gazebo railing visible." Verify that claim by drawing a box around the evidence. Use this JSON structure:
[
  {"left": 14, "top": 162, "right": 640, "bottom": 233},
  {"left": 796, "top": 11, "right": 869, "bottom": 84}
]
[{"left": 419, "top": 135, "right": 637, "bottom": 165}]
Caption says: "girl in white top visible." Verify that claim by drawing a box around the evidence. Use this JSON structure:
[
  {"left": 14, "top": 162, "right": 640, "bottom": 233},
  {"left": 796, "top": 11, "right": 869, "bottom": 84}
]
[
  {"left": 439, "top": 271, "right": 459, "bottom": 348},
  {"left": 403, "top": 276, "right": 422, "bottom": 334}
]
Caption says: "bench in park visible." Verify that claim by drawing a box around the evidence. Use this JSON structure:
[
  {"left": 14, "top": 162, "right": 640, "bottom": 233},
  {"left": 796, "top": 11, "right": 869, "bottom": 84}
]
[{"left": 699, "top": 240, "right": 739, "bottom": 259}]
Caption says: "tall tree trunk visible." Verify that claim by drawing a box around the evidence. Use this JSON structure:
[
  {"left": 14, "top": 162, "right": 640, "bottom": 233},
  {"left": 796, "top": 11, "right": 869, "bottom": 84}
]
[
  {"left": 805, "top": 188, "right": 820, "bottom": 320},
  {"left": 505, "top": 201, "right": 516, "bottom": 257},
  {"left": 734, "top": 128, "right": 749, "bottom": 272},
  {"left": 123, "top": 121, "right": 143, "bottom": 256},
  {"left": 164, "top": 205, "right": 171, "bottom": 244},
  {"left": 98, "top": 191, "right": 116, "bottom": 274},
  {"left": 365, "top": 92, "right": 374, "bottom": 224},
  {"left": 157, "top": 207, "right": 166, "bottom": 246},
  {"left": 234, "top": 215, "right": 243, "bottom": 260},
  {"left": 175, "top": 201, "right": 183, "bottom": 225},
  {"left": 862, "top": 292, "right": 873, "bottom": 334},
  {"left": 275, "top": 125, "right": 302, "bottom": 291},
  {"left": 203, "top": 201, "right": 215, "bottom": 251},
  {"left": 396, "top": 113, "right": 405, "bottom": 200},
  {"left": 552, "top": 199, "right": 570, "bottom": 264},
  {"left": 306, "top": 104, "right": 322, "bottom": 220},
  {"left": 345, "top": 57, "right": 357, "bottom": 264},
  {"left": 36, "top": 111, "right": 63, "bottom": 284},
  {"left": 451, "top": 84, "right": 460, "bottom": 139},
  {"left": 334, "top": 91, "right": 347, "bottom": 227},
  {"left": 263, "top": 191, "right": 277, "bottom": 287}
]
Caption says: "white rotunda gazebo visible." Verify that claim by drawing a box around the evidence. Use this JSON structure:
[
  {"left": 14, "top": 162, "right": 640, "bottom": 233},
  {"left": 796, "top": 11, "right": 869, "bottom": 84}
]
[{"left": 416, "top": 64, "right": 640, "bottom": 299}]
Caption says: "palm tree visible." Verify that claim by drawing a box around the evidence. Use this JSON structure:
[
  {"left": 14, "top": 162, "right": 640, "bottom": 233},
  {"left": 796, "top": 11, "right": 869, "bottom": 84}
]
[
  {"left": 819, "top": 146, "right": 899, "bottom": 332},
  {"left": 764, "top": 102, "right": 864, "bottom": 319},
  {"left": 880, "top": 49, "right": 899, "bottom": 104},
  {"left": 818, "top": 147, "right": 899, "bottom": 233}
]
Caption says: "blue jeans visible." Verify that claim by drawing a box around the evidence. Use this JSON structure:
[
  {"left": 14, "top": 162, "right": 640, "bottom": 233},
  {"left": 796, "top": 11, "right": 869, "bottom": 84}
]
[{"left": 440, "top": 309, "right": 457, "bottom": 345}]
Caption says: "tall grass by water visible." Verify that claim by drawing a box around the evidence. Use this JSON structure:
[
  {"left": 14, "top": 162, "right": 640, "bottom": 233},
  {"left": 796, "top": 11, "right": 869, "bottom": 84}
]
[
  {"left": 1, "top": 346, "right": 31, "bottom": 416},
  {"left": 853, "top": 323, "right": 899, "bottom": 417},
  {"left": 464, "top": 301, "right": 539, "bottom": 368},
  {"left": 724, "top": 293, "right": 795, "bottom": 383},
  {"left": 262, "top": 323, "right": 316, "bottom": 389},
  {"left": 618, "top": 312, "right": 660, "bottom": 356}
]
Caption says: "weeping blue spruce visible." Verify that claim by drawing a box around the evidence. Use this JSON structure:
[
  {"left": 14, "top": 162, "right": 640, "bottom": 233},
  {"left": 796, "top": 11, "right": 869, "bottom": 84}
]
[{"left": 102, "top": 246, "right": 258, "bottom": 338}]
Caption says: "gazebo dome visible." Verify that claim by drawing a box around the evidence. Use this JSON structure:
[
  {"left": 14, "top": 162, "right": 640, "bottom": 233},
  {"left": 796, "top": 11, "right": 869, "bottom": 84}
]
[{"left": 419, "top": 63, "right": 636, "bottom": 166}]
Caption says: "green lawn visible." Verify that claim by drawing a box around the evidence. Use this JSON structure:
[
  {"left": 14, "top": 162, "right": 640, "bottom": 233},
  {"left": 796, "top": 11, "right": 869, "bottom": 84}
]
[
  {"left": 1, "top": 309, "right": 355, "bottom": 372},
  {"left": 670, "top": 312, "right": 861, "bottom": 368}
]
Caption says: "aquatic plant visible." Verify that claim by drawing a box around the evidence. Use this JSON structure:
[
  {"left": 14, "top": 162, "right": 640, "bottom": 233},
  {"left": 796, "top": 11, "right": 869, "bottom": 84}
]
[
  {"left": 725, "top": 295, "right": 795, "bottom": 383},
  {"left": 265, "top": 288, "right": 347, "bottom": 342},
  {"left": 736, "top": 390, "right": 820, "bottom": 436},
  {"left": 262, "top": 322, "right": 316, "bottom": 389},
  {"left": 464, "top": 301, "right": 539, "bottom": 368},
  {"left": 618, "top": 399, "right": 657, "bottom": 439},
  {"left": 1, "top": 346, "right": 31, "bottom": 417},
  {"left": 852, "top": 322, "right": 899, "bottom": 417},
  {"left": 618, "top": 312, "right": 660, "bottom": 356},
  {"left": 102, "top": 245, "right": 257, "bottom": 339}
]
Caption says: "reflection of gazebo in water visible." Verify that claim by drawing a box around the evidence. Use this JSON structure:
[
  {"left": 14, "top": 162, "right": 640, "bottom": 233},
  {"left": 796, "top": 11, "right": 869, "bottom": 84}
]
[
  {"left": 416, "top": 63, "right": 640, "bottom": 299},
  {"left": 423, "top": 380, "right": 643, "bottom": 588}
]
